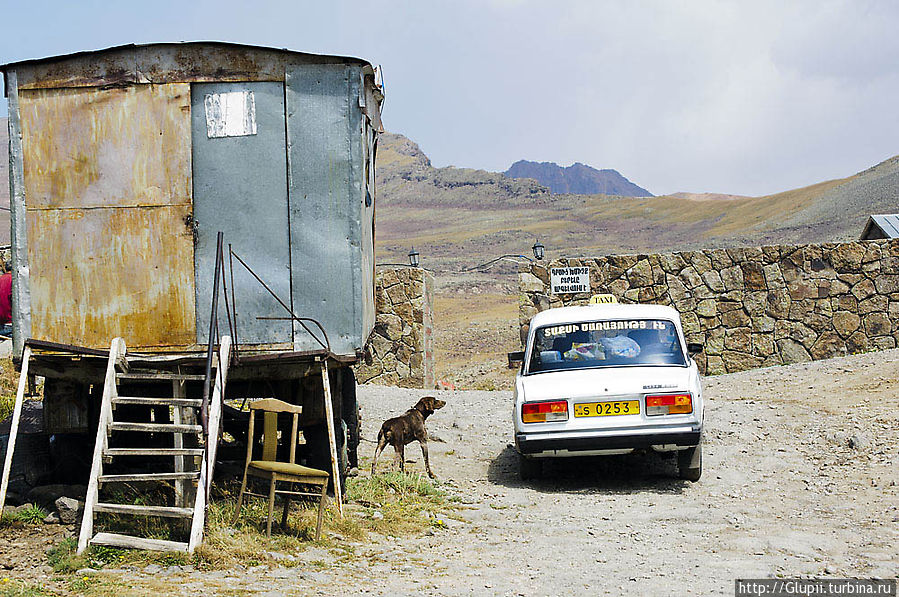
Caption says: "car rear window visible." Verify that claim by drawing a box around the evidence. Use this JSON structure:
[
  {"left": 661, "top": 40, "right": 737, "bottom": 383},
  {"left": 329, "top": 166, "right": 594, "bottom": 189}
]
[{"left": 526, "top": 319, "right": 687, "bottom": 374}]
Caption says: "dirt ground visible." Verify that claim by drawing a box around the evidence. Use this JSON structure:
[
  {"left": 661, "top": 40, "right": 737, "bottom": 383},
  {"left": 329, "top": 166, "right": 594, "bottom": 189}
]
[{"left": 2, "top": 348, "right": 897, "bottom": 595}]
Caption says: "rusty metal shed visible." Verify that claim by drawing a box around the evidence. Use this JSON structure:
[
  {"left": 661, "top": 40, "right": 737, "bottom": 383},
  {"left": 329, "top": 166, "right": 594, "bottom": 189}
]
[{"left": 2, "top": 42, "right": 383, "bottom": 362}]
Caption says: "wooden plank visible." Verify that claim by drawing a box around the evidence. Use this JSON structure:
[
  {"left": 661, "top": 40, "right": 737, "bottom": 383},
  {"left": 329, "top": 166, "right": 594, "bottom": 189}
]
[
  {"left": 105, "top": 448, "right": 204, "bottom": 457},
  {"left": 113, "top": 397, "right": 202, "bottom": 407},
  {"left": 320, "top": 360, "right": 343, "bottom": 517},
  {"left": 173, "top": 378, "right": 187, "bottom": 509},
  {"left": 99, "top": 472, "right": 199, "bottom": 483},
  {"left": 204, "top": 336, "right": 230, "bottom": 501},
  {"left": 117, "top": 372, "right": 205, "bottom": 381},
  {"left": 94, "top": 503, "right": 193, "bottom": 518},
  {"left": 109, "top": 422, "right": 203, "bottom": 434},
  {"left": 189, "top": 336, "right": 231, "bottom": 552},
  {"left": 78, "top": 338, "right": 125, "bottom": 554},
  {"left": 0, "top": 346, "right": 32, "bottom": 513},
  {"left": 90, "top": 532, "right": 188, "bottom": 553}
]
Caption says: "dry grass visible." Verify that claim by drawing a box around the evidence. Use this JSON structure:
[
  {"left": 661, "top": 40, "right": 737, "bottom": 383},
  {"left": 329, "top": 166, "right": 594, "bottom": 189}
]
[
  {"left": 42, "top": 472, "right": 453, "bottom": 580},
  {"left": 0, "top": 359, "right": 20, "bottom": 422}
]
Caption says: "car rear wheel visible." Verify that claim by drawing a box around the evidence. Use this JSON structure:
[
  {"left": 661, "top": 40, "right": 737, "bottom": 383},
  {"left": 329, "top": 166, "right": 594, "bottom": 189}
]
[
  {"left": 677, "top": 442, "right": 702, "bottom": 482},
  {"left": 519, "top": 454, "right": 542, "bottom": 480}
]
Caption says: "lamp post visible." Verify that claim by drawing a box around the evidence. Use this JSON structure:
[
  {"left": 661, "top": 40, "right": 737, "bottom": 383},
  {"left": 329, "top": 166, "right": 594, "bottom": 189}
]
[
  {"left": 408, "top": 247, "right": 420, "bottom": 268},
  {"left": 463, "top": 241, "right": 548, "bottom": 272}
]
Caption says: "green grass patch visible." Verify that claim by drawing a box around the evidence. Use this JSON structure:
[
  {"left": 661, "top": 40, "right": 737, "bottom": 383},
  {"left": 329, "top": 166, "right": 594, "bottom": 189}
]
[{"left": 11, "top": 506, "right": 46, "bottom": 525}]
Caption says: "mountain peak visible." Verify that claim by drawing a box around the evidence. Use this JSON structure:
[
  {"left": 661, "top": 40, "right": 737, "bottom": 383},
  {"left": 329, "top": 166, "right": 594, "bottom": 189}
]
[{"left": 504, "top": 159, "right": 652, "bottom": 197}]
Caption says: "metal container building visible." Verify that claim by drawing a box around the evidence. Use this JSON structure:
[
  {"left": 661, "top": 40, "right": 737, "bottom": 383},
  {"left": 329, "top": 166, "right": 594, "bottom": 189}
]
[
  {"left": 0, "top": 45, "right": 385, "bottom": 541},
  {"left": 2, "top": 42, "right": 382, "bottom": 360}
]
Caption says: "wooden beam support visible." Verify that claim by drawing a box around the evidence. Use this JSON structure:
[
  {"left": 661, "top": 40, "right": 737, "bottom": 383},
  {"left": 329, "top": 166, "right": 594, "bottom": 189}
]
[
  {"left": 0, "top": 346, "right": 32, "bottom": 513},
  {"left": 320, "top": 360, "right": 343, "bottom": 517}
]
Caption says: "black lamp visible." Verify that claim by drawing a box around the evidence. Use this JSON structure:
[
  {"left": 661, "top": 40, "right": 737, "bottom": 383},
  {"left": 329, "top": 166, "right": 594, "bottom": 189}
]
[
  {"left": 408, "top": 247, "right": 420, "bottom": 268},
  {"left": 532, "top": 240, "right": 545, "bottom": 261}
]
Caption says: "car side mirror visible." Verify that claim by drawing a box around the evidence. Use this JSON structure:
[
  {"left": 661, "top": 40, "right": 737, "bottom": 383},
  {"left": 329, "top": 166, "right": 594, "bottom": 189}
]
[
  {"left": 687, "top": 343, "right": 703, "bottom": 355},
  {"left": 507, "top": 351, "right": 525, "bottom": 369}
]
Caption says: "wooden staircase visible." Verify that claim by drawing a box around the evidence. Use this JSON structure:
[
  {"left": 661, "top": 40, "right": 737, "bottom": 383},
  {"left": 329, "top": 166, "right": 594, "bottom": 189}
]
[{"left": 77, "top": 337, "right": 231, "bottom": 553}]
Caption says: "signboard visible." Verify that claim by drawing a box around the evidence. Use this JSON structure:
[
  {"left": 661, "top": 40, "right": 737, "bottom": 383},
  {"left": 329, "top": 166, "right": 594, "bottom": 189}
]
[{"left": 550, "top": 267, "right": 591, "bottom": 294}]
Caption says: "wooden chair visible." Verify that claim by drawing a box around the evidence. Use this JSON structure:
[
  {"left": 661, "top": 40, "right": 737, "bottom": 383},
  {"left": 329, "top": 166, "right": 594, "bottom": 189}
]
[{"left": 232, "top": 399, "right": 330, "bottom": 539}]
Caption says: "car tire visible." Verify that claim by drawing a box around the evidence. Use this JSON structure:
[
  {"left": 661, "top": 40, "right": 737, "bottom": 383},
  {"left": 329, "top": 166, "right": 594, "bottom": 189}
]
[
  {"left": 519, "top": 454, "right": 542, "bottom": 481},
  {"left": 677, "top": 442, "right": 702, "bottom": 482}
]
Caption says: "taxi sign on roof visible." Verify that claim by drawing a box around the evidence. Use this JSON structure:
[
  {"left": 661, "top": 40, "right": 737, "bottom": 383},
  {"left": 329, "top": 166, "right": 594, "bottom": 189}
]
[{"left": 589, "top": 294, "right": 618, "bottom": 304}]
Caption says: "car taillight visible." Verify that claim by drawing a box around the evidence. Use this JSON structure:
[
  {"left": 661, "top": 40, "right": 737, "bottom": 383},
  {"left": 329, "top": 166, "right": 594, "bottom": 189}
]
[
  {"left": 522, "top": 400, "right": 569, "bottom": 423},
  {"left": 646, "top": 393, "right": 692, "bottom": 416}
]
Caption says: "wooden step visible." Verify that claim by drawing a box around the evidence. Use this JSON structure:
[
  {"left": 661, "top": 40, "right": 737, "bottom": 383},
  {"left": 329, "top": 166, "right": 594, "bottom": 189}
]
[
  {"left": 98, "top": 471, "right": 200, "bottom": 483},
  {"left": 94, "top": 503, "right": 194, "bottom": 518},
  {"left": 116, "top": 372, "right": 206, "bottom": 382},
  {"left": 90, "top": 532, "right": 188, "bottom": 552},
  {"left": 104, "top": 448, "right": 205, "bottom": 457},
  {"left": 113, "top": 396, "right": 203, "bottom": 407},
  {"left": 109, "top": 422, "right": 203, "bottom": 434}
]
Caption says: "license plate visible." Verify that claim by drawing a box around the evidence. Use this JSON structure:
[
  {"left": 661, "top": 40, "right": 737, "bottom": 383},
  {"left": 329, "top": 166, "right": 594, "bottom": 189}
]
[{"left": 574, "top": 400, "right": 640, "bottom": 417}]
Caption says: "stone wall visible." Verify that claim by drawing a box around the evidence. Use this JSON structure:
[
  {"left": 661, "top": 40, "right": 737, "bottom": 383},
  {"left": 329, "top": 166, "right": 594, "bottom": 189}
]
[
  {"left": 357, "top": 267, "right": 436, "bottom": 388},
  {"left": 519, "top": 240, "right": 899, "bottom": 375}
]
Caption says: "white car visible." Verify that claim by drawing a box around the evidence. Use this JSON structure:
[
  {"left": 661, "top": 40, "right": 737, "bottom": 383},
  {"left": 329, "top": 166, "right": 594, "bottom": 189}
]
[{"left": 512, "top": 303, "right": 704, "bottom": 481}]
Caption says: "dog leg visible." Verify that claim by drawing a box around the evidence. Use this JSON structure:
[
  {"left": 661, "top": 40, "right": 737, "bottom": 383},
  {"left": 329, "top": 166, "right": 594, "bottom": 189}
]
[
  {"left": 394, "top": 444, "right": 405, "bottom": 473},
  {"left": 420, "top": 440, "right": 436, "bottom": 479},
  {"left": 371, "top": 432, "right": 388, "bottom": 475}
]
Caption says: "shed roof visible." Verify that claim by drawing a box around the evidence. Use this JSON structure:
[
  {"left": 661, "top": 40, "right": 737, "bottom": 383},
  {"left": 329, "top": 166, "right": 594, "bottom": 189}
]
[
  {"left": 860, "top": 214, "right": 899, "bottom": 240},
  {"left": 0, "top": 40, "right": 373, "bottom": 71},
  {"left": 1, "top": 41, "right": 378, "bottom": 96}
]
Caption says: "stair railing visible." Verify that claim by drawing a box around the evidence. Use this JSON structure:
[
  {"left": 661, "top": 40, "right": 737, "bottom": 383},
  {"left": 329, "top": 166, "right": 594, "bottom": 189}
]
[
  {"left": 188, "top": 334, "right": 230, "bottom": 552},
  {"left": 77, "top": 337, "right": 126, "bottom": 554}
]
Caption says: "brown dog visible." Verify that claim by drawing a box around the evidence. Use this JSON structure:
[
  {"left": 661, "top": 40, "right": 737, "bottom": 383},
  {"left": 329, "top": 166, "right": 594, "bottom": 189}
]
[{"left": 371, "top": 396, "right": 446, "bottom": 478}]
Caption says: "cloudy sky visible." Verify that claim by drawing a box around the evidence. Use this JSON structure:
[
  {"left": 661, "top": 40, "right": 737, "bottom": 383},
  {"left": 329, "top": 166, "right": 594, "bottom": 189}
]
[{"left": 2, "top": 0, "right": 897, "bottom": 196}]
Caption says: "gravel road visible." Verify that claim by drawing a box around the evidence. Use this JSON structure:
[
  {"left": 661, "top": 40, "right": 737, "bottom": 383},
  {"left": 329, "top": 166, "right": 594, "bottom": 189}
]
[
  {"left": 2, "top": 350, "right": 896, "bottom": 596},
  {"left": 341, "top": 349, "right": 898, "bottom": 596}
]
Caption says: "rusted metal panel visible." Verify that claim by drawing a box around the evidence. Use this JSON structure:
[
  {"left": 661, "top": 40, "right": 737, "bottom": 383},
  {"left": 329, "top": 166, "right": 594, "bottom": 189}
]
[
  {"left": 18, "top": 83, "right": 195, "bottom": 349},
  {"left": 27, "top": 205, "right": 196, "bottom": 348},
  {"left": 18, "top": 84, "right": 192, "bottom": 210}
]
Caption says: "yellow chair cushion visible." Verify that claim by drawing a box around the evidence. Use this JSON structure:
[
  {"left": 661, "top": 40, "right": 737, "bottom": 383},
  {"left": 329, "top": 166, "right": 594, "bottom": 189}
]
[{"left": 248, "top": 460, "right": 329, "bottom": 478}]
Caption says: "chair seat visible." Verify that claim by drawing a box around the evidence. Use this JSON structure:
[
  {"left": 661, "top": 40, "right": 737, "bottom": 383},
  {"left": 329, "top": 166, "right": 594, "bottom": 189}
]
[{"left": 248, "top": 460, "right": 329, "bottom": 478}]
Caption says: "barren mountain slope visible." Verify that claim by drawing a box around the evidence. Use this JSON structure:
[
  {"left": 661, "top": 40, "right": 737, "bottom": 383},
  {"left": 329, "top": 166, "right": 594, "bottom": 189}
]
[
  {"left": 375, "top": 133, "right": 897, "bottom": 271},
  {"left": 778, "top": 154, "right": 899, "bottom": 240}
]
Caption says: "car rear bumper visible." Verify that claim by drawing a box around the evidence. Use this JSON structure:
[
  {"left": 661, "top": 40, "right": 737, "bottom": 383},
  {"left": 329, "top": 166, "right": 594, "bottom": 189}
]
[{"left": 516, "top": 425, "right": 701, "bottom": 455}]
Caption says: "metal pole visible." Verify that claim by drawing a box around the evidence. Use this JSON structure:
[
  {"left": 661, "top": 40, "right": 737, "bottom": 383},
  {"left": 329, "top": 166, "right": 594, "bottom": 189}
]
[{"left": 201, "top": 231, "right": 224, "bottom": 433}]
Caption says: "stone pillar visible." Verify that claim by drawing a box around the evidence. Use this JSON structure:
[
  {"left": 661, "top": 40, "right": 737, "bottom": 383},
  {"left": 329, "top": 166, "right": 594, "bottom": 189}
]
[{"left": 356, "top": 267, "right": 436, "bottom": 388}]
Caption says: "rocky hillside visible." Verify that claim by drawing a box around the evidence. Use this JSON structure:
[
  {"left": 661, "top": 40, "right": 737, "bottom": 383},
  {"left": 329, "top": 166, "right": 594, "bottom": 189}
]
[
  {"left": 505, "top": 160, "right": 652, "bottom": 196},
  {"left": 374, "top": 132, "right": 899, "bottom": 272}
]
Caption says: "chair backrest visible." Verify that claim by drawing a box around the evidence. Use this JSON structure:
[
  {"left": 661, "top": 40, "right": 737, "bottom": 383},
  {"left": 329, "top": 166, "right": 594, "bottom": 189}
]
[{"left": 246, "top": 399, "right": 303, "bottom": 465}]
